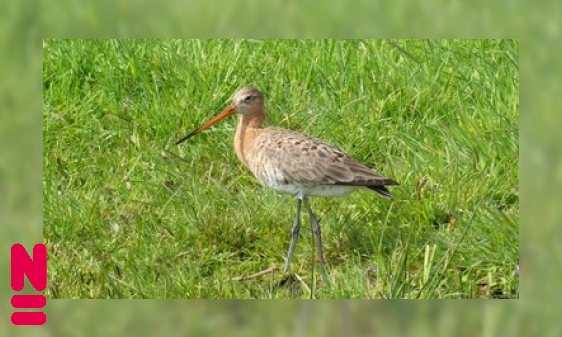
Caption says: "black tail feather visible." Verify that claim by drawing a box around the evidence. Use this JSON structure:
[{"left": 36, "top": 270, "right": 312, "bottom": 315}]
[{"left": 367, "top": 185, "right": 394, "bottom": 199}]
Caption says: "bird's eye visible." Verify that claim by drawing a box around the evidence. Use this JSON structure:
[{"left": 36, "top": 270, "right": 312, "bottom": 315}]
[{"left": 244, "top": 95, "right": 252, "bottom": 102}]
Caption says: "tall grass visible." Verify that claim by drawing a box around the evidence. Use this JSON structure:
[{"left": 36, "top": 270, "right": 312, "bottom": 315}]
[{"left": 43, "top": 39, "right": 518, "bottom": 298}]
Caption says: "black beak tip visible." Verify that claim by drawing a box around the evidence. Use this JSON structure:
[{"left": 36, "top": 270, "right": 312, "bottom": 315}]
[
  {"left": 175, "top": 136, "right": 188, "bottom": 145},
  {"left": 175, "top": 130, "right": 197, "bottom": 145}
]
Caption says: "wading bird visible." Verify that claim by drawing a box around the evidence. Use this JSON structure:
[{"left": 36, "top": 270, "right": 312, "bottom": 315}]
[{"left": 175, "top": 87, "right": 398, "bottom": 283}]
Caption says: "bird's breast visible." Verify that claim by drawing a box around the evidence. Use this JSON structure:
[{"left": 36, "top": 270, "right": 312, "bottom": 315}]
[
  {"left": 247, "top": 154, "right": 358, "bottom": 197},
  {"left": 235, "top": 127, "right": 362, "bottom": 197}
]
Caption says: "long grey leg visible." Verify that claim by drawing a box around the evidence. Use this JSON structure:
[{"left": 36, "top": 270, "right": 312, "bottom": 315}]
[
  {"left": 302, "top": 197, "right": 328, "bottom": 284},
  {"left": 284, "top": 197, "right": 302, "bottom": 274}
]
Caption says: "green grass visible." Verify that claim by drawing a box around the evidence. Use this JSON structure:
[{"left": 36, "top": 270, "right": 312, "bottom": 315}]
[{"left": 43, "top": 39, "right": 519, "bottom": 299}]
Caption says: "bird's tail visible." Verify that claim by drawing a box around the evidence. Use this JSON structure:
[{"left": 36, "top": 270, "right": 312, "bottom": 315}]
[{"left": 367, "top": 185, "right": 394, "bottom": 199}]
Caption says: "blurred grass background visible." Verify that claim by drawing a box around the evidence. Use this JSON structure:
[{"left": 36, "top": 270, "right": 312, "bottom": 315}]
[{"left": 0, "top": 0, "right": 559, "bottom": 337}]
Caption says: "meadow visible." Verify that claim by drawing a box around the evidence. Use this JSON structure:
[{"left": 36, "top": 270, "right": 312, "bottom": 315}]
[{"left": 43, "top": 39, "right": 519, "bottom": 299}]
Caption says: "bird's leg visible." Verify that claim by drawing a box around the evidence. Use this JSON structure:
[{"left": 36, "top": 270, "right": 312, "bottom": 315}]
[
  {"left": 303, "top": 197, "right": 328, "bottom": 284},
  {"left": 284, "top": 197, "right": 302, "bottom": 274}
]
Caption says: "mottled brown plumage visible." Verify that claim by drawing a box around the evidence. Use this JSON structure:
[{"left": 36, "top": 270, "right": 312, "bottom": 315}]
[
  {"left": 176, "top": 86, "right": 398, "bottom": 283},
  {"left": 245, "top": 127, "right": 397, "bottom": 198}
]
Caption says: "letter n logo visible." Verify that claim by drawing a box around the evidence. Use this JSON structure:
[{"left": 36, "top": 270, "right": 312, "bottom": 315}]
[{"left": 11, "top": 243, "right": 47, "bottom": 325}]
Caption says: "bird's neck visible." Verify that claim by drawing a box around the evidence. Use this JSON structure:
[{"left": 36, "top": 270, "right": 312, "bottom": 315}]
[
  {"left": 240, "top": 112, "right": 266, "bottom": 129},
  {"left": 234, "top": 112, "right": 267, "bottom": 166}
]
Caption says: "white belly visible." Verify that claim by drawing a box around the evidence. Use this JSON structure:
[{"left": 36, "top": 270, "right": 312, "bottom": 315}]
[
  {"left": 246, "top": 150, "right": 362, "bottom": 197},
  {"left": 266, "top": 182, "right": 360, "bottom": 197}
]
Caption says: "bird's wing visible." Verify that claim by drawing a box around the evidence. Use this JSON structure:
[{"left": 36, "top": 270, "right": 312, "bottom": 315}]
[{"left": 250, "top": 128, "right": 397, "bottom": 187}]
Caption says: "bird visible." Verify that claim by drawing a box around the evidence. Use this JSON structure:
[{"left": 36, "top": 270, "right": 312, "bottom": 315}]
[{"left": 175, "top": 86, "right": 398, "bottom": 284}]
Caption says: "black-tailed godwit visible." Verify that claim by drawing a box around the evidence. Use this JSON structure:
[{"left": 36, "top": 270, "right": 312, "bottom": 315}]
[{"left": 176, "top": 87, "right": 398, "bottom": 283}]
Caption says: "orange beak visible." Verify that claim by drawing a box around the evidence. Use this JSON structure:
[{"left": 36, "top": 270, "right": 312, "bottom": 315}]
[{"left": 175, "top": 104, "right": 237, "bottom": 145}]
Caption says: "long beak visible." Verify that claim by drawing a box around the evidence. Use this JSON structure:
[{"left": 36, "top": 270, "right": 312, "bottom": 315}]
[{"left": 175, "top": 104, "right": 237, "bottom": 145}]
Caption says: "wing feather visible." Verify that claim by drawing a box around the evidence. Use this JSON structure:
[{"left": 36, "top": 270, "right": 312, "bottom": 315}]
[{"left": 248, "top": 128, "right": 398, "bottom": 189}]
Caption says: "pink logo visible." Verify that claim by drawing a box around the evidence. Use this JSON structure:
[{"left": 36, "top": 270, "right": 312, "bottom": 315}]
[{"left": 11, "top": 243, "right": 47, "bottom": 325}]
